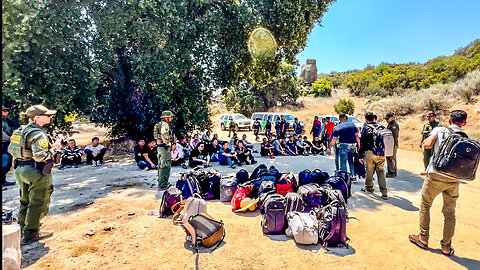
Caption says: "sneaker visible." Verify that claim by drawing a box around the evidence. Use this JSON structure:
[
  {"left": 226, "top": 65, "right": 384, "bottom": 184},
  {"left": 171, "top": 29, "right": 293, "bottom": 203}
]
[
  {"left": 420, "top": 172, "right": 427, "bottom": 176},
  {"left": 21, "top": 231, "right": 53, "bottom": 245},
  {"left": 386, "top": 173, "right": 396, "bottom": 178},
  {"left": 244, "top": 161, "right": 250, "bottom": 165},
  {"left": 181, "top": 164, "right": 188, "bottom": 169},
  {"left": 96, "top": 161, "right": 102, "bottom": 166},
  {"left": 92, "top": 162, "right": 97, "bottom": 167},
  {"left": 351, "top": 176, "right": 357, "bottom": 182},
  {"left": 230, "top": 164, "right": 237, "bottom": 169},
  {"left": 73, "top": 163, "right": 78, "bottom": 168},
  {"left": 203, "top": 164, "right": 209, "bottom": 168},
  {"left": 237, "top": 162, "right": 243, "bottom": 167},
  {"left": 59, "top": 164, "right": 66, "bottom": 170},
  {"left": 143, "top": 167, "right": 150, "bottom": 171},
  {"left": 361, "top": 187, "right": 374, "bottom": 193},
  {"left": 381, "top": 194, "right": 389, "bottom": 200},
  {"left": 66, "top": 165, "right": 72, "bottom": 169},
  {"left": 251, "top": 160, "right": 257, "bottom": 165}
]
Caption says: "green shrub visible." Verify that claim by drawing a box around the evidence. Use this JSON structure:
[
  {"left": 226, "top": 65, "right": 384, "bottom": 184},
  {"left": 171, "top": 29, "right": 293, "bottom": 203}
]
[
  {"left": 334, "top": 98, "right": 355, "bottom": 115},
  {"left": 311, "top": 78, "right": 332, "bottom": 97},
  {"left": 362, "top": 84, "right": 389, "bottom": 97}
]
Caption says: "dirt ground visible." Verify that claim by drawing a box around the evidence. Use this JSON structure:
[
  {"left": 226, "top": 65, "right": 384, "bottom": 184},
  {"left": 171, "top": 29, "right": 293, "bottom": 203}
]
[{"left": 3, "top": 147, "right": 479, "bottom": 270}]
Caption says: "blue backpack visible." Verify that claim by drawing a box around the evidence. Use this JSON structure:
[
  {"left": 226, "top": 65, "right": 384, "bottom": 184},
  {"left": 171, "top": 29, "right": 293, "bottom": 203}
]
[
  {"left": 298, "top": 169, "right": 314, "bottom": 186},
  {"left": 176, "top": 174, "right": 202, "bottom": 199},
  {"left": 326, "top": 175, "right": 350, "bottom": 203},
  {"left": 236, "top": 169, "right": 249, "bottom": 184},
  {"left": 265, "top": 165, "right": 282, "bottom": 181},
  {"left": 311, "top": 169, "right": 329, "bottom": 185},
  {"left": 250, "top": 164, "right": 268, "bottom": 180}
]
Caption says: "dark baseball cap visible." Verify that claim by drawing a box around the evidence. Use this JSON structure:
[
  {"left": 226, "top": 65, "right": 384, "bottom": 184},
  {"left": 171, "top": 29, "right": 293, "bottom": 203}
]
[
  {"left": 384, "top": 112, "right": 394, "bottom": 120},
  {"left": 2, "top": 107, "right": 9, "bottom": 111},
  {"left": 427, "top": 112, "right": 436, "bottom": 117}
]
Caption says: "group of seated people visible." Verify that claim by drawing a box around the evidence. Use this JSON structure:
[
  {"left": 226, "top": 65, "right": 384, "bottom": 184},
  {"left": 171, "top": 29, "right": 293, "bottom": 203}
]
[
  {"left": 59, "top": 137, "right": 107, "bottom": 169},
  {"left": 133, "top": 131, "right": 259, "bottom": 170},
  {"left": 260, "top": 135, "right": 326, "bottom": 158}
]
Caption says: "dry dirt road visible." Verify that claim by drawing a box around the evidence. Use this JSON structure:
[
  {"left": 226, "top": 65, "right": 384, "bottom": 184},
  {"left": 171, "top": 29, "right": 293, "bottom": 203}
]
[{"left": 2, "top": 149, "right": 479, "bottom": 270}]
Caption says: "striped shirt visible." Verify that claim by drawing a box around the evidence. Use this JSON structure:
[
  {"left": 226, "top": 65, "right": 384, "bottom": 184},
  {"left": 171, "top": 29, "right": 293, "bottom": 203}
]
[{"left": 61, "top": 146, "right": 84, "bottom": 159}]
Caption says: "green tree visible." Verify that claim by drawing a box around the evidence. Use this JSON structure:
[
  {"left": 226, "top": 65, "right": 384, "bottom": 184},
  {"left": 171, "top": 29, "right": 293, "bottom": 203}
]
[
  {"left": 334, "top": 98, "right": 355, "bottom": 115},
  {"left": 344, "top": 73, "right": 372, "bottom": 95},
  {"left": 311, "top": 78, "right": 332, "bottom": 97}
]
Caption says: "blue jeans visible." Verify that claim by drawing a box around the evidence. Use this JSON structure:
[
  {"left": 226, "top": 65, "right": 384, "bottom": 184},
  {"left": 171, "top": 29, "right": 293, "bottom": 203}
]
[
  {"left": 210, "top": 153, "right": 219, "bottom": 162},
  {"left": 138, "top": 161, "right": 154, "bottom": 170},
  {"left": 2, "top": 143, "right": 13, "bottom": 185},
  {"left": 338, "top": 143, "right": 356, "bottom": 177},
  {"left": 334, "top": 144, "right": 340, "bottom": 170},
  {"left": 220, "top": 157, "right": 237, "bottom": 166}
]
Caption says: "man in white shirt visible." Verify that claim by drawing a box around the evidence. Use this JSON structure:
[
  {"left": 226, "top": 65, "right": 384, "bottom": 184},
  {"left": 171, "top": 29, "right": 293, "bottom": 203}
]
[
  {"left": 409, "top": 110, "right": 468, "bottom": 257},
  {"left": 84, "top": 137, "right": 107, "bottom": 167}
]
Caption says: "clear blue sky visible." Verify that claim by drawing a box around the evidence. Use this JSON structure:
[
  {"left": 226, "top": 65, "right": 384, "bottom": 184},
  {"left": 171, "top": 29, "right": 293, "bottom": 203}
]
[{"left": 296, "top": 0, "right": 480, "bottom": 74}]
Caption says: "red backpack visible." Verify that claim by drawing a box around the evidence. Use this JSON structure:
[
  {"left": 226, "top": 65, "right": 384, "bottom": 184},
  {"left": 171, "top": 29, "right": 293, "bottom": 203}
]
[{"left": 231, "top": 185, "right": 253, "bottom": 211}]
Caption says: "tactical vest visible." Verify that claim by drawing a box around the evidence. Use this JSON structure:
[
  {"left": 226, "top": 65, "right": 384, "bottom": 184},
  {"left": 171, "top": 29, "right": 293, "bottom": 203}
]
[{"left": 8, "top": 125, "right": 43, "bottom": 160}]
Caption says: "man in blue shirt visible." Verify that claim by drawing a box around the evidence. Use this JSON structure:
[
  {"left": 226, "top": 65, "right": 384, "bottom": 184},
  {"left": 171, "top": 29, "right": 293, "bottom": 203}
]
[
  {"left": 328, "top": 114, "right": 360, "bottom": 179},
  {"left": 285, "top": 136, "right": 298, "bottom": 156},
  {"left": 218, "top": 141, "right": 240, "bottom": 169}
]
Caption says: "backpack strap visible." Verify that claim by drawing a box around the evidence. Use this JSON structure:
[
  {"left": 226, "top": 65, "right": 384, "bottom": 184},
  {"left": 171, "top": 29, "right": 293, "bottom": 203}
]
[
  {"left": 172, "top": 199, "right": 187, "bottom": 225},
  {"left": 446, "top": 127, "right": 468, "bottom": 138}
]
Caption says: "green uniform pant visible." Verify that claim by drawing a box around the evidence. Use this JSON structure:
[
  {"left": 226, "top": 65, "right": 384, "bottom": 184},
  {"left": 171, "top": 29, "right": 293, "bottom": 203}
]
[
  {"left": 419, "top": 175, "right": 459, "bottom": 249},
  {"left": 386, "top": 147, "right": 397, "bottom": 175},
  {"left": 157, "top": 146, "right": 171, "bottom": 187},
  {"left": 423, "top": 148, "right": 434, "bottom": 169},
  {"left": 15, "top": 165, "right": 53, "bottom": 236},
  {"left": 365, "top": 150, "right": 388, "bottom": 196}
]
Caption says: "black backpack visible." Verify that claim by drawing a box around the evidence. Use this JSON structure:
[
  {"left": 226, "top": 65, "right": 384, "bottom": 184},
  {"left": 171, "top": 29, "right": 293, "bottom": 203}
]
[
  {"left": 250, "top": 164, "right": 268, "bottom": 180},
  {"left": 432, "top": 127, "right": 480, "bottom": 181},
  {"left": 236, "top": 169, "right": 249, "bottom": 184},
  {"left": 200, "top": 170, "right": 222, "bottom": 200}
]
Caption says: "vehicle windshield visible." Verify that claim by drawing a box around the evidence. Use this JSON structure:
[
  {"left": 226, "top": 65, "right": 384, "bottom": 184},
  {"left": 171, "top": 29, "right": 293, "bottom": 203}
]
[
  {"left": 233, "top": 114, "right": 247, "bottom": 120},
  {"left": 347, "top": 117, "right": 361, "bottom": 123},
  {"left": 282, "top": 115, "right": 295, "bottom": 121}
]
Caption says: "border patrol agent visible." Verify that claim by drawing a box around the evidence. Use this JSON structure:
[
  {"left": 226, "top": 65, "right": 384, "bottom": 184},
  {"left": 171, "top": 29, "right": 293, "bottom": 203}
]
[
  {"left": 385, "top": 112, "right": 399, "bottom": 178},
  {"left": 154, "top": 110, "right": 174, "bottom": 190},
  {"left": 420, "top": 112, "right": 440, "bottom": 170},
  {"left": 8, "top": 105, "right": 63, "bottom": 244}
]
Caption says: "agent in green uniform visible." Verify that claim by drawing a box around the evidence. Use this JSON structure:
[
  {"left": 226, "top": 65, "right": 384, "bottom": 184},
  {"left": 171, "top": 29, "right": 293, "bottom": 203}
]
[
  {"left": 8, "top": 105, "right": 63, "bottom": 245},
  {"left": 385, "top": 112, "right": 399, "bottom": 178},
  {"left": 154, "top": 110, "right": 174, "bottom": 190},
  {"left": 420, "top": 112, "right": 440, "bottom": 170}
]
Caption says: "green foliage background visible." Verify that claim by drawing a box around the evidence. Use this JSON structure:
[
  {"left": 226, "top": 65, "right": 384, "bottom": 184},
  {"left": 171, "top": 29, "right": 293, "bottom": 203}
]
[
  {"left": 2, "top": 0, "right": 336, "bottom": 138},
  {"left": 321, "top": 39, "right": 480, "bottom": 97},
  {"left": 334, "top": 98, "right": 355, "bottom": 115}
]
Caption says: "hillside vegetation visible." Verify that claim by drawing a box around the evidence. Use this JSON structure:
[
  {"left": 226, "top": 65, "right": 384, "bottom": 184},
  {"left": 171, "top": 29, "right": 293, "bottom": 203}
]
[{"left": 318, "top": 39, "right": 480, "bottom": 97}]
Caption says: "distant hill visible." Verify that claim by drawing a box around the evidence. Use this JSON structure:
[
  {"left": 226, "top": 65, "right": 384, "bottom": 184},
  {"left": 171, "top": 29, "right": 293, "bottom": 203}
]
[{"left": 317, "top": 39, "right": 480, "bottom": 97}]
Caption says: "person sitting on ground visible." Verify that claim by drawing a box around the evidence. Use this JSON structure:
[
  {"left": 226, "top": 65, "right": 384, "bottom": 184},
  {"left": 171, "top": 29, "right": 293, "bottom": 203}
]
[
  {"left": 272, "top": 136, "right": 287, "bottom": 156},
  {"left": 285, "top": 136, "right": 298, "bottom": 156},
  {"left": 189, "top": 134, "right": 201, "bottom": 150},
  {"left": 252, "top": 118, "right": 261, "bottom": 141},
  {"left": 177, "top": 135, "right": 190, "bottom": 160},
  {"left": 260, "top": 137, "right": 275, "bottom": 159},
  {"left": 241, "top": 134, "right": 256, "bottom": 152},
  {"left": 296, "top": 136, "right": 309, "bottom": 156},
  {"left": 59, "top": 139, "right": 84, "bottom": 169},
  {"left": 84, "top": 137, "right": 107, "bottom": 167},
  {"left": 202, "top": 130, "right": 211, "bottom": 142},
  {"left": 218, "top": 141, "right": 240, "bottom": 169},
  {"left": 134, "top": 138, "right": 156, "bottom": 170},
  {"left": 208, "top": 139, "right": 221, "bottom": 162},
  {"left": 235, "top": 140, "right": 257, "bottom": 165},
  {"left": 188, "top": 142, "right": 210, "bottom": 168},
  {"left": 229, "top": 133, "right": 238, "bottom": 150},
  {"left": 310, "top": 136, "right": 324, "bottom": 155},
  {"left": 171, "top": 143, "right": 187, "bottom": 169},
  {"left": 211, "top": 133, "right": 221, "bottom": 145}
]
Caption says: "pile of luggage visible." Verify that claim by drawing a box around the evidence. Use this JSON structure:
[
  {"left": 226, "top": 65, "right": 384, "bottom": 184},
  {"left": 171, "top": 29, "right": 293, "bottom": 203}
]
[{"left": 229, "top": 164, "right": 352, "bottom": 248}]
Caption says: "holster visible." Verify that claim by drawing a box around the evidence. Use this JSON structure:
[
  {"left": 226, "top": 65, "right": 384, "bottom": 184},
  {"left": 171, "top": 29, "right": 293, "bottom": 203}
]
[{"left": 34, "top": 159, "right": 54, "bottom": 175}]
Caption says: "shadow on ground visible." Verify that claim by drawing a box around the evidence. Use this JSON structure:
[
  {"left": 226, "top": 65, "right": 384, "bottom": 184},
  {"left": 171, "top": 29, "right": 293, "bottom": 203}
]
[{"left": 20, "top": 242, "right": 50, "bottom": 268}]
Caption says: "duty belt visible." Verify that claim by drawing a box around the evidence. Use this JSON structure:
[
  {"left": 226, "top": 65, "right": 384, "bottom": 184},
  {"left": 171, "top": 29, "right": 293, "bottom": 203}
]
[{"left": 15, "top": 160, "right": 34, "bottom": 166}]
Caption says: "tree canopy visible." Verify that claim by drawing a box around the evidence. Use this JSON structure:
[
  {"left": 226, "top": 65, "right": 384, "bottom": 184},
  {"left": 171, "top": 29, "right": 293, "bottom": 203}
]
[{"left": 3, "top": 0, "right": 335, "bottom": 138}]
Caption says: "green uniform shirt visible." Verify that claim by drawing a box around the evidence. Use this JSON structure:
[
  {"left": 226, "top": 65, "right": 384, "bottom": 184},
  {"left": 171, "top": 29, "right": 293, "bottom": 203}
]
[
  {"left": 154, "top": 120, "right": 173, "bottom": 146},
  {"left": 9, "top": 122, "right": 56, "bottom": 162},
  {"left": 421, "top": 120, "right": 440, "bottom": 140},
  {"left": 387, "top": 120, "right": 400, "bottom": 147}
]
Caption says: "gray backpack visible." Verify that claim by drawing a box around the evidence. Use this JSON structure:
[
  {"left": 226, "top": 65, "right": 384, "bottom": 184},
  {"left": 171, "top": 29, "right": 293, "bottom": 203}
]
[
  {"left": 285, "top": 211, "right": 319, "bottom": 245},
  {"left": 285, "top": 192, "right": 305, "bottom": 214},
  {"left": 220, "top": 176, "right": 237, "bottom": 202}
]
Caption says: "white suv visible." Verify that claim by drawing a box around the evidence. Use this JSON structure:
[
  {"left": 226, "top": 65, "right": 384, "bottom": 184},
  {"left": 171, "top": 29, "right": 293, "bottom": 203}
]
[{"left": 219, "top": 113, "right": 253, "bottom": 131}]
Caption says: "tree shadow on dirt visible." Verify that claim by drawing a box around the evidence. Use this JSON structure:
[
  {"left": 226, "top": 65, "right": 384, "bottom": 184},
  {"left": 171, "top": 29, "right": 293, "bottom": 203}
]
[{"left": 20, "top": 242, "right": 50, "bottom": 268}]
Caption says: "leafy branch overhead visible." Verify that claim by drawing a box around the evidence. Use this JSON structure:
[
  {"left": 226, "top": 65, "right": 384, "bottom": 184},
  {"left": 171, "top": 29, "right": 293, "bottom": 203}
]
[{"left": 2, "top": 0, "right": 336, "bottom": 138}]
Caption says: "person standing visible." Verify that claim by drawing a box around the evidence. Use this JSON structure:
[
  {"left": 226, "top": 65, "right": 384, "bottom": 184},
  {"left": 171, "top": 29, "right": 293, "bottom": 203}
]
[
  {"left": 420, "top": 112, "right": 440, "bottom": 171},
  {"left": 294, "top": 117, "right": 303, "bottom": 136},
  {"left": 328, "top": 114, "right": 360, "bottom": 180},
  {"left": 323, "top": 117, "right": 335, "bottom": 147},
  {"left": 409, "top": 110, "right": 470, "bottom": 257},
  {"left": 154, "top": 110, "right": 175, "bottom": 190},
  {"left": 358, "top": 112, "right": 388, "bottom": 200},
  {"left": 253, "top": 118, "right": 261, "bottom": 141},
  {"left": 385, "top": 113, "right": 399, "bottom": 178},
  {"left": 8, "top": 105, "right": 63, "bottom": 244},
  {"left": 2, "top": 107, "right": 16, "bottom": 188},
  {"left": 279, "top": 116, "right": 289, "bottom": 139},
  {"left": 310, "top": 116, "right": 322, "bottom": 139},
  {"left": 265, "top": 116, "right": 272, "bottom": 139},
  {"left": 228, "top": 116, "right": 236, "bottom": 137}
]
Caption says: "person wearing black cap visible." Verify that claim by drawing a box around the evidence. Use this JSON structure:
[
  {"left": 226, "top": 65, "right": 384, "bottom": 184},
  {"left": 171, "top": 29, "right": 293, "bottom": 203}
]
[
  {"left": 420, "top": 112, "right": 440, "bottom": 171},
  {"left": 2, "top": 107, "right": 16, "bottom": 188},
  {"left": 385, "top": 113, "right": 399, "bottom": 178}
]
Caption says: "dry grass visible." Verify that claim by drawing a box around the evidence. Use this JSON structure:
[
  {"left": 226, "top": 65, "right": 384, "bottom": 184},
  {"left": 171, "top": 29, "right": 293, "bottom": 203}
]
[{"left": 70, "top": 245, "right": 99, "bottom": 257}]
